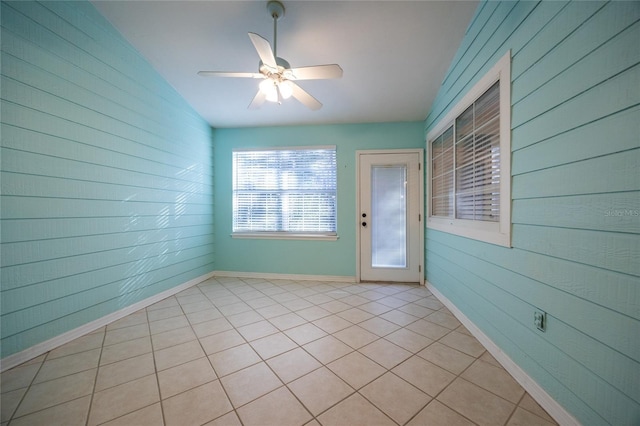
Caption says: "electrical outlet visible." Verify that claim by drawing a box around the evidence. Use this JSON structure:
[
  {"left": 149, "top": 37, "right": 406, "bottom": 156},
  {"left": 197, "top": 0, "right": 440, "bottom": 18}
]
[{"left": 534, "top": 310, "right": 546, "bottom": 332}]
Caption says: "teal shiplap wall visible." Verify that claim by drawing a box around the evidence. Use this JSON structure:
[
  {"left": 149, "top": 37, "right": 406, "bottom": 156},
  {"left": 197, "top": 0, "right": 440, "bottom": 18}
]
[
  {"left": 0, "top": 1, "right": 215, "bottom": 358},
  {"left": 214, "top": 122, "right": 423, "bottom": 277},
  {"left": 424, "top": 1, "right": 639, "bottom": 425}
]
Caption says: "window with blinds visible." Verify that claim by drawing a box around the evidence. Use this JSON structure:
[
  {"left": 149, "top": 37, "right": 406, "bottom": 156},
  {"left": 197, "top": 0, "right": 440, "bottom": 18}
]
[
  {"left": 427, "top": 50, "right": 511, "bottom": 247},
  {"left": 232, "top": 147, "right": 337, "bottom": 236},
  {"left": 431, "top": 126, "right": 454, "bottom": 218},
  {"left": 431, "top": 81, "right": 500, "bottom": 222}
]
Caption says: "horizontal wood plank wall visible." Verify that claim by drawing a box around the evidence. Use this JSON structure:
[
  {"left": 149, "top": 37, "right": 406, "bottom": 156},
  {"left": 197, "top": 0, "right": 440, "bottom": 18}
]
[
  {"left": 424, "top": 1, "right": 639, "bottom": 424},
  {"left": 0, "top": 1, "right": 215, "bottom": 358}
]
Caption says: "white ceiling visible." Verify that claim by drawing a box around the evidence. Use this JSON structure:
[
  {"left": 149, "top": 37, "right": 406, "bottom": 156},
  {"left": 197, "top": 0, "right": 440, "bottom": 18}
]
[{"left": 92, "top": 1, "right": 478, "bottom": 128}]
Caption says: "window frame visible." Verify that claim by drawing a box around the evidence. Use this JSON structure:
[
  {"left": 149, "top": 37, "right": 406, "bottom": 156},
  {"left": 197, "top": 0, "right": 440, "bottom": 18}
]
[
  {"left": 231, "top": 145, "right": 338, "bottom": 241},
  {"left": 426, "top": 50, "right": 512, "bottom": 247}
]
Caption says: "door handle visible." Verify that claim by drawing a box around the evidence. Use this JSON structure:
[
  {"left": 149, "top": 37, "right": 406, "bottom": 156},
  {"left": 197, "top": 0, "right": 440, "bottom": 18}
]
[{"left": 362, "top": 222, "right": 367, "bottom": 227}]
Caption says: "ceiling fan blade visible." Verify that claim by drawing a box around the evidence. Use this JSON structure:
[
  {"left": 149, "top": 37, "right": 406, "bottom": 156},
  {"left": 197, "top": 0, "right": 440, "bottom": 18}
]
[
  {"left": 198, "top": 71, "right": 264, "bottom": 78},
  {"left": 248, "top": 32, "right": 277, "bottom": 70},
  {"left": 290, "top": 82, "right": 322, "bottom": 111},
  {"left": 288, "top": 64, "right": 343, "bottom": 80},
  {"left": 248, "top": 90, "right": 267, "bottom": 110}
]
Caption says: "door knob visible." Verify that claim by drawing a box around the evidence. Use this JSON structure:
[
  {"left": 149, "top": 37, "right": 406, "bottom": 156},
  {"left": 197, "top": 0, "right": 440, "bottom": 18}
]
[{"left": 362, "top": 222, "right": 367, "bottom": 227}]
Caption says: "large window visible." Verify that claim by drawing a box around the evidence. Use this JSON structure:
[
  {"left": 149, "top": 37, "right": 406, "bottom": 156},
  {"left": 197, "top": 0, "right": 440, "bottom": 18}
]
[
  {"left": 427, "top": 51, "right": 511, "bottom": 247},
  {"left": 232, "top": 146, "right": 337, "bottom": 239}
]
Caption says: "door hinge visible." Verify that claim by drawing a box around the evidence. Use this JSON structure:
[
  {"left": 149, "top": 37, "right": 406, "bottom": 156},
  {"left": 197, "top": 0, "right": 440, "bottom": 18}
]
[
  {"left": 419, "top": 163, "right": 421, "bottom": 171},
  {"left": 419, "top": 265, "right": 422, "bottom": 273}
]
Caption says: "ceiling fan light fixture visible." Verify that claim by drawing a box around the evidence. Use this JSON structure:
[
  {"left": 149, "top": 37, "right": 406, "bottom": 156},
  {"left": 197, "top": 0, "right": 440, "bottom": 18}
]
[
  {"left": 279, "top": 80, "right": 293, "bottom": 99},
  {"left": 259, "top": 78, "right": 292, "bottom": 103},
  {"left": 259, "top": 79, "right": 278, "bottom": 102}
]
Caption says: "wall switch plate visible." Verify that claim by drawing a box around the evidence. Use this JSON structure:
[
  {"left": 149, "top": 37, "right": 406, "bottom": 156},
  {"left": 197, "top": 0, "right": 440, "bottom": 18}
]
[{"left": 534, "top": 310, "right": 546, "bottom": 332}]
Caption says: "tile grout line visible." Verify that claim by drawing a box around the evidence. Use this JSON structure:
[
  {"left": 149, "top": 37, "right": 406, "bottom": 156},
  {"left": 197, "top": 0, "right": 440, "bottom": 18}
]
[
  {"left": 83, "top": 326, "right": 108, "bottom": 426},
  {"left": 236, "top": 277, "right": 344, "bottom": 424},
  {"left": 84, "top": 306, "right": 165, "bottom": 425},
  {"left": 155, "top": 294, "right": 186, "bottom": 425},
  {"left": 4, "top": 350, "right": 50, "bottom": 424},
  {"left": 199, "top": 281, "right": 265, "bottom": 425},
  {"left": 413, "top": 344, "right": 488, "bottom": 426},
  {"left": 93, "top": 311, "right": 161, "bottom": 426},
  {"left": 201, "top": 278, "right": 290, "bottom": 424},
  {"left": 222, "top": 277, "right": 325, "bottom": 420},
  {"left": 504, "top": 391, "right": 530, "bottom": 426},
  {"left": 147, "top": 292, "right": 229, "bottom": 423}
]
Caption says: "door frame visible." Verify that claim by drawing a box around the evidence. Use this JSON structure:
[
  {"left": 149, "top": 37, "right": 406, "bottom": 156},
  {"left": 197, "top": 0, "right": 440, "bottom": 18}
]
[{"left": 355, "top": 149, "right": 425, "bottom": 285}]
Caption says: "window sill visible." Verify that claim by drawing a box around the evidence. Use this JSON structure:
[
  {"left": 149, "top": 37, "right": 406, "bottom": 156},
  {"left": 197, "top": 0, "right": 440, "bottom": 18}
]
[
  {"left": 427, "top": 217, "right": 511, "bottom": 248},
  {"left": 231, "top": 233, "right": 339, "bottom": 241}
]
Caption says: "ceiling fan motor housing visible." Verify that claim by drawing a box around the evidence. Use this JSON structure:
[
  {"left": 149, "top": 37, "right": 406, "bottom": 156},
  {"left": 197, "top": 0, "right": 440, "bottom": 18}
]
[{"left": 259, "top": 57, "right": 291, "bottom": 77}]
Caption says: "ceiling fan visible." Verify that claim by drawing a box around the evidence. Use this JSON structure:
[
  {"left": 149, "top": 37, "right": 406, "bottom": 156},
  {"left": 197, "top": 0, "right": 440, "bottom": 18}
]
[{"left": 198, "top": 1, "right": 342, "bottom": 111}]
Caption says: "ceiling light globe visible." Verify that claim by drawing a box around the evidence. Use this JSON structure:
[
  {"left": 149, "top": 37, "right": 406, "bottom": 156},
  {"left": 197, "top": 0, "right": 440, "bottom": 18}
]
[
  {"left": 279, "top": 80, "right": 293, "bottom": 99},
  {"left": 259, "top": 79, "right": 278, "bottom": 102}
]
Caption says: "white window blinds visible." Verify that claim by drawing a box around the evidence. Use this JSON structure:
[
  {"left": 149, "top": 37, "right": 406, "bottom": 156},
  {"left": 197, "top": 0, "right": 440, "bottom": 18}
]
[
  {"left": 233, "top": 147, "right": 337, "bottom": 234},
  {"left": 431, "top": 126, "right": 454, "bottom": 217},
  {"left": 430, "top": 80, "right": 501, "bottom": 222},
  {"left": 455, "top": 81, "right": 501, "bottom": 222}
]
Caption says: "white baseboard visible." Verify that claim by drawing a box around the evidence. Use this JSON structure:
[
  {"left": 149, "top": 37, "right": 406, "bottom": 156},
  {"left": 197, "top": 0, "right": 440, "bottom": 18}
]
[
  {"left": 213, "top": 270, "right": 356, "bottom": 283},
  {"left": 0, "top": 271, "right": 216, "bottom": 373},
  {"left": 427, "top": 281, "right": 579, "bottom": 426}
]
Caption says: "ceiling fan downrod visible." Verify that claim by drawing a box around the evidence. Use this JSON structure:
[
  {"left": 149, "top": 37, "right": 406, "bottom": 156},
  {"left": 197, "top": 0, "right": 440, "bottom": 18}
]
[{"left": 267, "top": 1, "right": 284, "bottom": 58}]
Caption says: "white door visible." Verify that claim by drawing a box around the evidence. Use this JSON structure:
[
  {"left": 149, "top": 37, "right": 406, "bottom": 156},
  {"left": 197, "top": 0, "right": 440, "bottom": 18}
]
[{"left": 357, "top": 150, "right": 423, "bottom": 283}]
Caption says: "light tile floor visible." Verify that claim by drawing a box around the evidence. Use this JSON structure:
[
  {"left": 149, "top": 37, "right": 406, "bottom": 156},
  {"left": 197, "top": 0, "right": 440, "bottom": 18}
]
[{"left": 1, "top": 277, "right": 558, "bottom": 426}]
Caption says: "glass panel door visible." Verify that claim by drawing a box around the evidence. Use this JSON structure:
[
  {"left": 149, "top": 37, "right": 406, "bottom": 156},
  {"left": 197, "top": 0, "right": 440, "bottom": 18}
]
[
  {"left": 371, "top": 165, "right": 407, "bottom": 268},
  {"left": 358, "top": 151, "right": 422, "bottom": 283}
]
